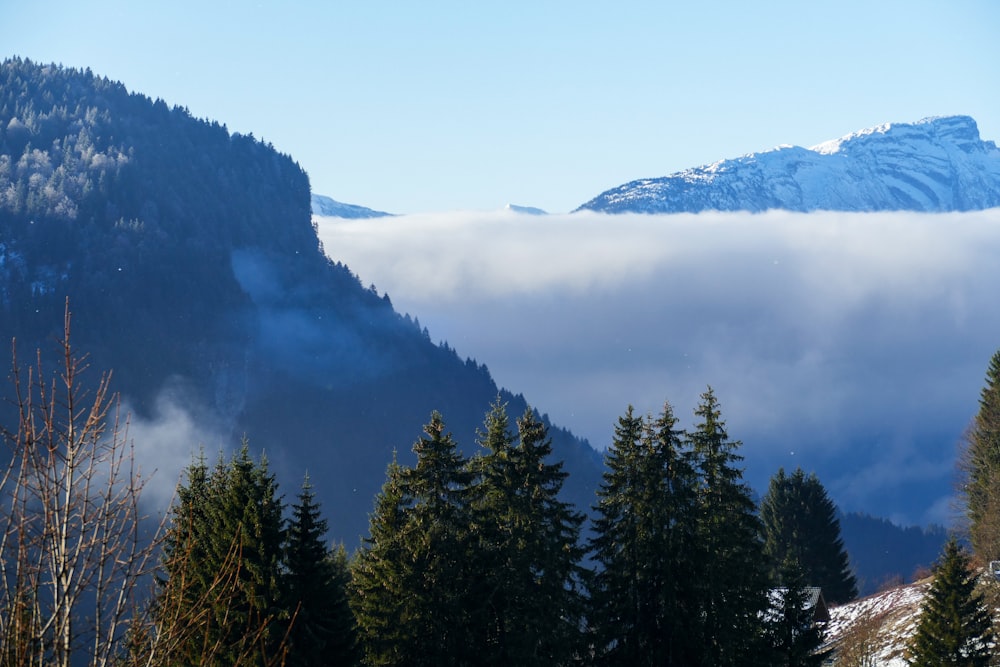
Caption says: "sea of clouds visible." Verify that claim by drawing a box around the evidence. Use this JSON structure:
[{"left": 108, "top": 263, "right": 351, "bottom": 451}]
[{"left": 315, "top": 208, "right": 1000, "bottom": 526}]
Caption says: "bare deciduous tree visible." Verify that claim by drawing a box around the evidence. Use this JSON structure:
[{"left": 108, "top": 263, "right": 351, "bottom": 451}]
[
  {"left": 831, "top": 607, "right": 889, "bottom": 667},
  {"left": 0, "top": 305, "right": 156, "bottom": 667}
]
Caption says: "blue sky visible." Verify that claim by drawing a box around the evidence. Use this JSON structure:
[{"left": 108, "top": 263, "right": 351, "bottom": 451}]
[{"left": 4, "top": 1, "right": 999, "bottom": 213}]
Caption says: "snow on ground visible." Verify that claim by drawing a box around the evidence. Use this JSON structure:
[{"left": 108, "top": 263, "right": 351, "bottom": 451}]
[{"left": 820, "top": 581, "right": 928, "bottom": 666}]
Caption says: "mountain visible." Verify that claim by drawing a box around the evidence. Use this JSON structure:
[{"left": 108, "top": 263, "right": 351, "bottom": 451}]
[
  {"left": 311, "top": 193, "right": 393, "bottom": 218},
  {"left": 838, "top": 513, "right": 948, "bottom": 596},
  {"left": 0, "top": 57, "right": 603, "bottom": 543},
  {"left": 504, "top": 203, "right": 548, "bottom": 215},
  {"left": 577, "top": 115, "right": 1000, "bottom": 214}
]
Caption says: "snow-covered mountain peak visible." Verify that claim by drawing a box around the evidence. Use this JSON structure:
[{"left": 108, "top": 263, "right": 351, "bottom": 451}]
[
  {"left": 505, "top": 203, "right": 548, "bottom": 215},
  {"left": 310, "top": 193, "right": 393, "bottom": 219},
  {"left": 577, "top": 115, "right": 1000, "bottom": 214},
  {"left": 810, "top": 115, "right": 987, "bottom": 155}
]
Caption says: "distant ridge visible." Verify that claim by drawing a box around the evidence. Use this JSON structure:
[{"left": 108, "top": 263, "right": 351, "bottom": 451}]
[
  {"left": 577, "top": 115, "right": 1000, "bottom": 214},
  {"left": 311, "top": 193, "right": 393, "bottom": 219},
  {"left": 505, "top": 203, "right": 548, "bottom": 215}
]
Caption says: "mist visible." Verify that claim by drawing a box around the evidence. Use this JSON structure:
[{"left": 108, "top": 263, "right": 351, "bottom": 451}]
[
  {"left": 315, "top": 208, "right": 1000, "bottom": 526},
  {"left": 124, "top": 384, "right": 230, "bottom": 513}
]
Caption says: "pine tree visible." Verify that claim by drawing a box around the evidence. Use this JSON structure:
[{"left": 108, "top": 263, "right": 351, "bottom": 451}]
[
  {"left": 760, "top": 467, "right": 857, "bottom": 604},
  {"left": 284, "top": 476, "right": 358, "bottom": 667},
  {"left": 907, "top": 537, "right": 994, "bottom": 667},
  {"left": 588, "top": 402, "right": 698, "bottom": 666},
  {"left": 965, "top": 349, "right": 1000, "bottom": 562},
  {"left": 688, "top": 387, "right": 771, "bottom": 667}
]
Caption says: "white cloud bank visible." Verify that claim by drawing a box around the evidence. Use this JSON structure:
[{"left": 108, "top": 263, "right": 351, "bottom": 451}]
[{"left": 316, "top": 208, "right": 1000, "bottom": 525}]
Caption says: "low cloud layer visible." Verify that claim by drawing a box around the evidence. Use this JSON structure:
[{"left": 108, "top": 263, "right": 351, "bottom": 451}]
[
  {"left": 316, "top": 209, "right": 1000, "bottom": 526},
  {"left": 124, "top": 385, "right": 230, "bottom": 513}
]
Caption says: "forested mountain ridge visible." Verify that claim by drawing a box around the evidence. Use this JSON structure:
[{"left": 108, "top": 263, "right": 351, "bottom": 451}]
[
  {"left": 0, "top": 57, "right": 602, "bottom": 541},
  {"left": 578, "top": 115, "right": 1000, "bottom": 214}
]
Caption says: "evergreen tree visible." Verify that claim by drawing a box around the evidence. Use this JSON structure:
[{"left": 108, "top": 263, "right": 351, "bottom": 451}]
[
  {"left": 350, "top": 413, "right": 475, "bottom": 667},
  {"left": 284, "top": 476, "right": 358, "bottom": 667},
  {"left": 588, "top": 402, "right": 698, "bottom": 666},
  {"left": 965, "top": 349, "right": 1000, "bottom": 562},
  {"left": 205, "top": 444, "right": 287, "bottom": 664},
  {"left": 350, "top": 457, "right": 415, "bottom": 667},
  {"left": 500, "top": 406, "right": 586, "bottom": 665},
  {"left": 687, "top": 387, "right": 771, "bottom": 667},
  {"left": 152, "top": 443, "right": 287, "bottom": 666},
  {"left": 907, "top": 537, "right": 994, "bottom": 667},
  {"left": 766, "top": 557, "right": 825, "bottom": 667},
  {"left": 760, "top": 467, "right": 858, "bottom": 604}
]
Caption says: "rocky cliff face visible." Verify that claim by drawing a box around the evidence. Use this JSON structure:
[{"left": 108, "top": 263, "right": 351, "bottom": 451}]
[{"left": 577, "top": 116, "right": 1000, "bottom": 214}]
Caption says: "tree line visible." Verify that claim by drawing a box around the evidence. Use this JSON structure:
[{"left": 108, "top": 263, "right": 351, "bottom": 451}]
[
  {"left": 0, "top": 318, "right": 860, "bottom": 666},
  {"left": 9, "top": 313, "right": 1000, "bottom": 667}
]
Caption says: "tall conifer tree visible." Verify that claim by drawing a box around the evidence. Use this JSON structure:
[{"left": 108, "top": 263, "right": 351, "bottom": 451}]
[
  {"left": 765, "top": 558, "right": 825, "bottom": 667},
  {"left": 350, "top": 457, "right": 415, "bottom": 667},
  {"left": 464, "top": 401, "right": 587, "bottom": 665},
  {"left": 760, "top": 467, "right": 857, "bottom": 604},
  {"left": 284, "top": 476, "right": 357, "bottom": 666},
  {"left": 507, "top": 407, "right": 586, "bottom": 664},
  {"left": 965, "top": 349, "right": 1000, "bottom": 562},
  {"left": 688, "top": 387, "right": 771, "bottom": 667},
  {"left": 153, "top": 444, "right": 287, "bottom": 666},
  {"left": 588, "top": 402, "right": 698, "bottom": 666},
  {"left": 907, "top": 538, "right": 994, "bottom": 667},
  {"left": 204, "top": 444, "right": 286, "bottom": 665},
  {"left": 350, "top": 413, "right": 475, "bottom": 667}
]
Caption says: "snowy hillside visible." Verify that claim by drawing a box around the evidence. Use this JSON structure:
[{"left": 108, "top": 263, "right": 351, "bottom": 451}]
[
  {"left": 310, "top": 193, "right": 393, "bottom": 218},
  {"left": 577, "top": 116, "right": 1000, "bottom": 214},
  {"left": 821, "top": 581, "right": 928, "bottom": 666}
]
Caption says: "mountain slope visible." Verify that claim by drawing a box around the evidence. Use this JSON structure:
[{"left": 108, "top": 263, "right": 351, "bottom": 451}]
[
  {"left": 0, "top": 57, "right": 602, "bottom": 542},
  {"left": 311, "top": 193, "right": 393, "bottom": 218},
  {"left": 577, "top": 116, "right": 1000, "bottom": 214},
  {"left": 821, "top": 580, "right": 928, "bottom": 666}
]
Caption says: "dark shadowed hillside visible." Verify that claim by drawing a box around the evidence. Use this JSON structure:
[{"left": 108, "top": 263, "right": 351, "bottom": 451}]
[
  {"left": 0, "top": 57, "right": 603, "bottom": 542},
  {"left": 839, "top": 512, "right": 949, "bottom": 595}
]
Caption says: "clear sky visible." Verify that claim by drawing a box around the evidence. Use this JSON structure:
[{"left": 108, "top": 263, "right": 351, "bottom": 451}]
[{"left": 3, "top": 1, "right": 999, "bottom": 214}]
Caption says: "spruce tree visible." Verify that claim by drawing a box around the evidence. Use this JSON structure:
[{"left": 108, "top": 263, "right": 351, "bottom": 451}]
[
  {"left": 688, "top": 387, "right": 771, "bottom": 667},
  {"left": 588, "top": 402, "right": 698, "bottom": 666},
  {"left": 766, "top": 557, "right": 825, "bottom": 667},
  {"left": 760, "top": 467, "right": 857, "bottom": 604},
  {"left": 350, "top": 457, "right": 415, "bottom": 667},
  {"left": 153, "top": 443, "right": 287, "bottom": 666},
  {"left": 504, "top": 407, "right": 586, "bottom": 664},
  {"left": 350, "top": 413, "right": 475, "bottom": 667},
  {"left": 907, "top": 537, "right": 994, "bottom": 667},
  {"left": 203, "top": 443, "right": 287, "bottom": 665},
  {"left": 284, "top": 476, "right": 358, "bottom": 666},
  {"left": 965, "top": 349, "right": 1000, "bottom": 562}
]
